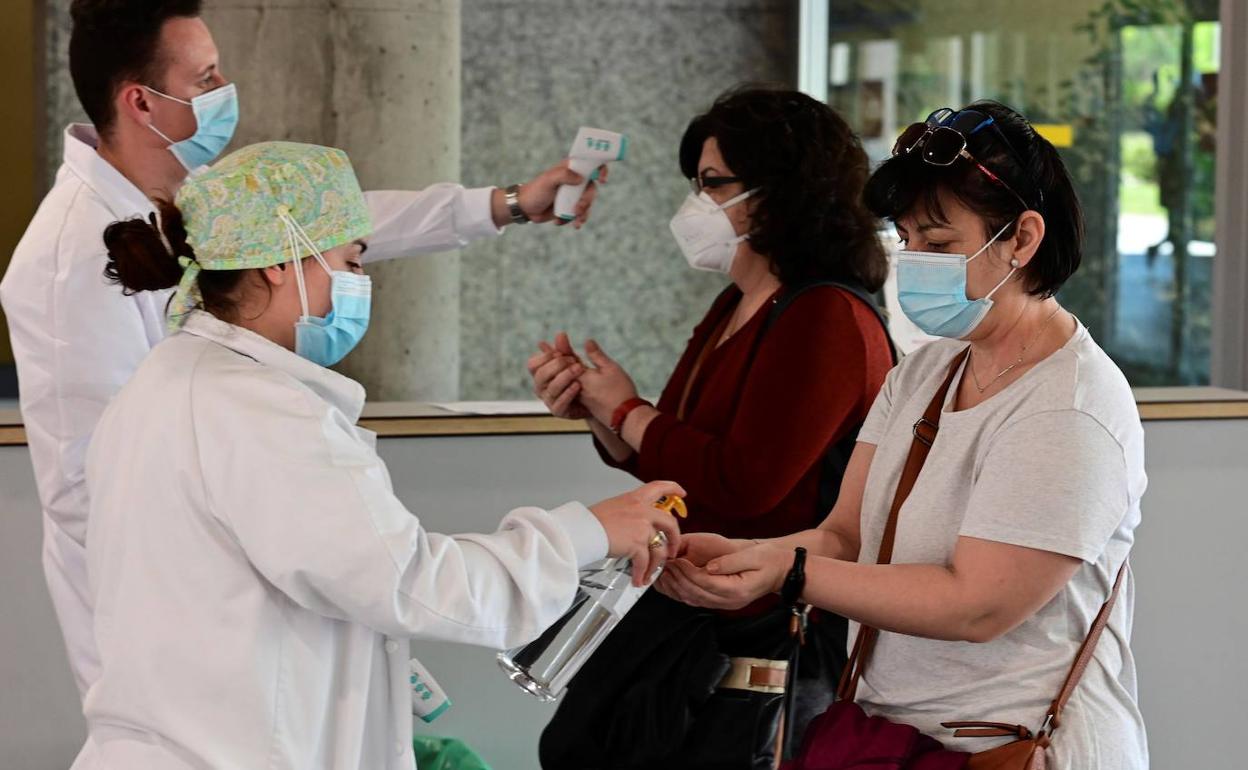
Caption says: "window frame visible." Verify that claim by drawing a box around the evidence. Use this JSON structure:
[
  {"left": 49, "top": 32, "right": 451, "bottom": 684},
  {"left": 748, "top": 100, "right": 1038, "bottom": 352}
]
[
  {"left": 1212, "top": 0, "right": 1248, "bottom": 389},
  {"left": 797, "top": 0, "right": 1248, "bottom": 389}
]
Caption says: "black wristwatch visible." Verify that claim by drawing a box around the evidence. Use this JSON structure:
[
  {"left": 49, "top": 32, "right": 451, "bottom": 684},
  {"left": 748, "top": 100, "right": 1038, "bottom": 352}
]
[{"left": 780, "top": 547, "right": 807, "bottom": 608}]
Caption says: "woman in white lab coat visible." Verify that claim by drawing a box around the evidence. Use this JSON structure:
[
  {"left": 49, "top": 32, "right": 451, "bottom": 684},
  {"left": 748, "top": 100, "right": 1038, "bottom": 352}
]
[{"left": 76, "top": 140, "right": 682, "bottom": 770}]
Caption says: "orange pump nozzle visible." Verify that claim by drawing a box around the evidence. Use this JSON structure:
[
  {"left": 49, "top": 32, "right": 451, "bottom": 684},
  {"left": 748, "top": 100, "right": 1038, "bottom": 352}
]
[{"left": 653, "top": 494, "right": 688, "bottom": 518}]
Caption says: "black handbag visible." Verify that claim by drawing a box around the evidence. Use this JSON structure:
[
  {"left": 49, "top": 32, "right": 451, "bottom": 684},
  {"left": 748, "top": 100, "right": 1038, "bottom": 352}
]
[{"left": 538, "top": 590, "right": 846, "bottom": 770}]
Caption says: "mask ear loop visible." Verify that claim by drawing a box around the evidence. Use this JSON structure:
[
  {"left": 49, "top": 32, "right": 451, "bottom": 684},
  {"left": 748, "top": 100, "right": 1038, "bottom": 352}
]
[
  {"left": 718, "top": 187, "right": 760, "bottom": 212},
  {"left": 966, "top": 219, "right": 1020, "bottom": 300},
  {"left": 966, "top": 220, "right": 1016, "bottom": 263},
  {"left": 281, "top": 213, "right": 312, "bottom": 321},
  {"left": 717, "top": 187, "right": 762, "bottom": 248},
  {"left": 984, "top": 262, "right": 1018, "bottom": 300}
]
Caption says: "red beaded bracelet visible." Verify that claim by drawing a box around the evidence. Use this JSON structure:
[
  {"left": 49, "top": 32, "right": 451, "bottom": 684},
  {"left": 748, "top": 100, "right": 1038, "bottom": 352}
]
[{"left": 610, "top": 397, "right": 652, "bottom": 434}]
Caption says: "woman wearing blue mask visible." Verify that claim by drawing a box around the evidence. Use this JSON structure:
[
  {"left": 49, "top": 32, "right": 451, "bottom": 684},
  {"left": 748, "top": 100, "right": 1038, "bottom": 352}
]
[
  {"left": 77, "top": 141, "right": 683, "bottom": 770},
  {"left": 660, "top": 101, "right": 1147, "bottom": 769}
]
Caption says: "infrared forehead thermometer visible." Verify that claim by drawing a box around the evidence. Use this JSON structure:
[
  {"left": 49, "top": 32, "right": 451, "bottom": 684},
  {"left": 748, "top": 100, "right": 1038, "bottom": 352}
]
[{"left": 554, "top": 127, "right": 628, "bottom": 221}]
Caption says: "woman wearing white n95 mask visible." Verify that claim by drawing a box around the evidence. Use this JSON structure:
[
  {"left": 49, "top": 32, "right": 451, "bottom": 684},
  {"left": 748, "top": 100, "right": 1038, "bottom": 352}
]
[
  {"left": 76, "top": 141, "right": 682, "bottom": 770},
  {"left": 532, "top": 86, "right": 895, "bottom": 768}
]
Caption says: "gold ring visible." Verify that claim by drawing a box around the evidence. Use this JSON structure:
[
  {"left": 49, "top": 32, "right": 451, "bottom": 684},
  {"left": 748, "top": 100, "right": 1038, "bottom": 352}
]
[{"left": 648, "top": 531, "right": 668, "bottom": 550}]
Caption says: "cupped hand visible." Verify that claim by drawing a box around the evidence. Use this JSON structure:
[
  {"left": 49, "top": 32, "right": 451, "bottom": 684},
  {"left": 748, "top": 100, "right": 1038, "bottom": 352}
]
[{"left": 655, "top": 543, "right": 789, "bottom": 610}]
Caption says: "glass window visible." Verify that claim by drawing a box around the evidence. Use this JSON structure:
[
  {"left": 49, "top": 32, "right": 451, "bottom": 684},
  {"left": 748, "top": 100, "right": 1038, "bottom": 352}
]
[{"left": 817, "top": 0, "right": 1221, "bottom": 385}]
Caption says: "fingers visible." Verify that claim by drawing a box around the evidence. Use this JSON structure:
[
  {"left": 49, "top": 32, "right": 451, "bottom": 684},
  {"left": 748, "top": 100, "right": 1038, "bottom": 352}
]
[
  {"left": 551, "top": 164, "right": 585, "bottom": 186},
  {"left": 706, "top": 547, "right": 758, "bottom": 576},
  {"left": 677, "top": 534, "right": 717, "bottom": 566},
  {"left": 632, "top": 511, "right": 681, "bottom": 586},
  {"left": 638, "top": 480, "right": 687, "bottom": 503},
  {"left": 549, "top": 381, "right": 581, "bottom": 416},
  {"left": 648, "top": 510, "right": 682, "bottom": 560},
  {"left": 542, "top": 360, "right": 585, "bottom": 403},
  {"left": 630, "top": 544, "right": 651, "bottom": 587},
  {"left": 571, "top": 182, "right": 598, "bottom": 230},
  {"left": 675, "top": 536, "right": 695, "bottom": 559},
  {"left": 583, "top": 339, "right": 615, "bottom": 369},
  {"left": 530, "top": 355, "right": 560, "bottom": 391},
  {"left": 532, "top": 354, "right": 578, "bottom": 395},
  {"left": 554, "top": 332, "right": 576, "bottom": 357},
  {"left": 662, "top": 560, "right": 735, "bottom": 608},
  {"left": 598, "top": 164, "right": 609, "bottom": 184},
  {"left": 629, "top": 526, "right": 661, "bottom": 587},
  {"left": 526, "top": 346, "right": 555, "bottom": 376},
  {"left": 654, "top": 571, "right": 680, "bottom": 601}
]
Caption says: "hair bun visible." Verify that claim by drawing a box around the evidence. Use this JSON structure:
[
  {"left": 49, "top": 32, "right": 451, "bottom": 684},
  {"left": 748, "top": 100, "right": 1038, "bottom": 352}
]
[{"left": 103, "top": 199, "right": 194, "bottom": 294}]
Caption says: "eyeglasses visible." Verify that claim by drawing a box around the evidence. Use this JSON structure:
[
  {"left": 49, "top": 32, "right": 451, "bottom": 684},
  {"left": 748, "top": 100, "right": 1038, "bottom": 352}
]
[
  {"left": 892, "top": 108, "right": 1041, "bottom": 211},
  {"left": 690, "top": 174, "right": 742, "bottom": 194}
]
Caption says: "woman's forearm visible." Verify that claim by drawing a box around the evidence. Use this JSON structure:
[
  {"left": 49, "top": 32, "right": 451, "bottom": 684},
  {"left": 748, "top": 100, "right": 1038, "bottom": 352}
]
[
  {"left": 588, "top": 417, "right": 634, "bottom": 463},
  {"left": 618, "top": 404, "right": 660, "bottom": 451},
  {"left": 800, "top": 557, "right": 999, "bottom": 643},
  {"left": 759, "top": 528, "right": 855, "bottom": 561}
]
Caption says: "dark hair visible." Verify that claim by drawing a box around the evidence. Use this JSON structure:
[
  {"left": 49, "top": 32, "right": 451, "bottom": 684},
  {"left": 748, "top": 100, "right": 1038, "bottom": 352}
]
[
  {"left": 863, "top": 100, "right": 1084, "bottom": 298},
  {"left": 69, "top": 0, "right": 203, "bottom": 134},
  {"left": 679, "top": 84, "right": 888, "bottom": 292},
  {"left": 103, "top": 200, "right": 248, "bottom": 322}
]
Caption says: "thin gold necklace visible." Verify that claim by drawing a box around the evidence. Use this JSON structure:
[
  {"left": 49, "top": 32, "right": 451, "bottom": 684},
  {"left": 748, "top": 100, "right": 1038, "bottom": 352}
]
[{"left": 969, "top": 306, "right": 1062, "bottom": 394}]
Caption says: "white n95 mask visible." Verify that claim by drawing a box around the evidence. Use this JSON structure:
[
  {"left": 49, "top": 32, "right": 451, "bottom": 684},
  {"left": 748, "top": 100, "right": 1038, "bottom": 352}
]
[{"left": 669, "top": 188, "right": 757, "bottom": 273}]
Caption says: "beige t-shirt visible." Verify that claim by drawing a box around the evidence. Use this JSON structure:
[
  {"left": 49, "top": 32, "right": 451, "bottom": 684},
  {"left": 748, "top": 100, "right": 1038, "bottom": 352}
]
[{"left": 854, "top": 322, "right": 1148, "bottom": 769}]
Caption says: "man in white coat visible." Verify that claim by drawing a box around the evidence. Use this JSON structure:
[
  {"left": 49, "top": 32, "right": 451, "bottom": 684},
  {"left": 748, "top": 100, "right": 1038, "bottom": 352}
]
[{"left": 0, "top": 0, "right": 604, "bottom": 704}]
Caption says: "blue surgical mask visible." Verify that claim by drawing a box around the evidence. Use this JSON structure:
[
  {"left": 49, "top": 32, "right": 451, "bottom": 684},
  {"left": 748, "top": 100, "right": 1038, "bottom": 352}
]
[
  {"left": 896, "top": 221, "right": 1016, "bottom": 339},
  {"left": 145, "top": 83, "right": 240, "bottom": 172},
  {"left": 294, "top": 270, "right": 372, "bottom": 367},
  {"left": 283, "top": 214, "right": 372, "bottom": 368}
]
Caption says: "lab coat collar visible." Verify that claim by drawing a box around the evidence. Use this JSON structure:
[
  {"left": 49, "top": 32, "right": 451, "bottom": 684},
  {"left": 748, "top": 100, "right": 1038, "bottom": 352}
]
[
  {"left": 180, "top": 310, "right": 367, "bottom": 423},
  {"left": 62, "top": 124, "right": 158, "bottom": 221}
]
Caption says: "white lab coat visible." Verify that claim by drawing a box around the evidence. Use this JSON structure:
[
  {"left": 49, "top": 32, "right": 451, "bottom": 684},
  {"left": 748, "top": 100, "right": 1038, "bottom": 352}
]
[
  {"left": 0, "top": 124, "right": 504, "bottom": 701},
  {"left": 73, "top": 310, "right": 606, "bottom": 770}
]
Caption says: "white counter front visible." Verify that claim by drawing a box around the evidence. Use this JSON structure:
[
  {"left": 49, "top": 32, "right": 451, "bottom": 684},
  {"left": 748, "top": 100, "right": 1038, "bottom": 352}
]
[{"left": 2, "top": 419, "right": 1246, "bottom": 769}]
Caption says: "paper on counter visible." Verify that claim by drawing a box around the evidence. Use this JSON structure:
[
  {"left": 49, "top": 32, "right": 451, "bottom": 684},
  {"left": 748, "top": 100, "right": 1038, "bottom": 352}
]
[{"left": 429, "top": 400, "right": 551, "bottom": 416}]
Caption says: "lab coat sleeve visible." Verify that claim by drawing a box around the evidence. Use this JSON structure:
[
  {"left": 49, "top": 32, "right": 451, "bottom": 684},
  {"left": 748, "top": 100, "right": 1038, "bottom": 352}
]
[
  {"left": 193, "top": 364, "right": 606, "bottom": 649},
  {"left": 362, "top": 185, "right": 502, "bottom": 264}
]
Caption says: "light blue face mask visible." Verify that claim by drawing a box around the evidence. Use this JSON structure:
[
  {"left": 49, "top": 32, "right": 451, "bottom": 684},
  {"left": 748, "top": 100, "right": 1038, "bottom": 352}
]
[
  {"left": 145, "top": 83, "right": 240, "bottom": 172},
  {"left": 896, "top": 221, "right": 1016, "bottom": 339},
  {"left": 284, "top": 214, "right": 372, "bottom": 368}
]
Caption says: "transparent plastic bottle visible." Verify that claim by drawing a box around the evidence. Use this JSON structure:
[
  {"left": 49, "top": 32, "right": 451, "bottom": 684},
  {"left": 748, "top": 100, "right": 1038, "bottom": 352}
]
[{"left": 497, "top": 495, "right": 686, "bottom": 702}]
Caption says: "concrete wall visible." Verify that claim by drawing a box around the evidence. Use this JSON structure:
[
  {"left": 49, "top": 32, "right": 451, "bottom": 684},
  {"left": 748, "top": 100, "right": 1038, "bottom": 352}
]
[
  {"left": 457, "top": 0, "right": 797, "bottom": 399},
  {"left": 30, "top": 0, "right": 796, "bottom": 403},
  {"left": 33, "top": 0, "right": 465, "bottom": 402},
  {"left": 3, "top": 419, "right": 1247, "bottom": 769},
  {"left": 201, "top": 0, "right": 464, "bottom": 402}
]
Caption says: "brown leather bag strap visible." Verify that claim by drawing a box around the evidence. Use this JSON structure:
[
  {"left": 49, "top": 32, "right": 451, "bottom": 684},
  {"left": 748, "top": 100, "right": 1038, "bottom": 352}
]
[
  {"left": 836, "top": 348, "right": 969, "bottom": 703},
  {"left": 1043, "top": 559, "right": 1129, "bottom": 735}
]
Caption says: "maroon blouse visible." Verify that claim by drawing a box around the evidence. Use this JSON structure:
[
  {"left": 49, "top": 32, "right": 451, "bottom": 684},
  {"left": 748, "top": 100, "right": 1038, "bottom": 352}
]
[{"left": 596, "top": 284, "right": 894, "bottom": 540}]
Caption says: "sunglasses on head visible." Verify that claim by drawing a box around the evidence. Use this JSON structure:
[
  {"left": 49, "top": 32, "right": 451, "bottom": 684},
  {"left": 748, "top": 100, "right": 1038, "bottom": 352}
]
[{"left": 892, "top": 108, "right": 1041, "bottom": 211}]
